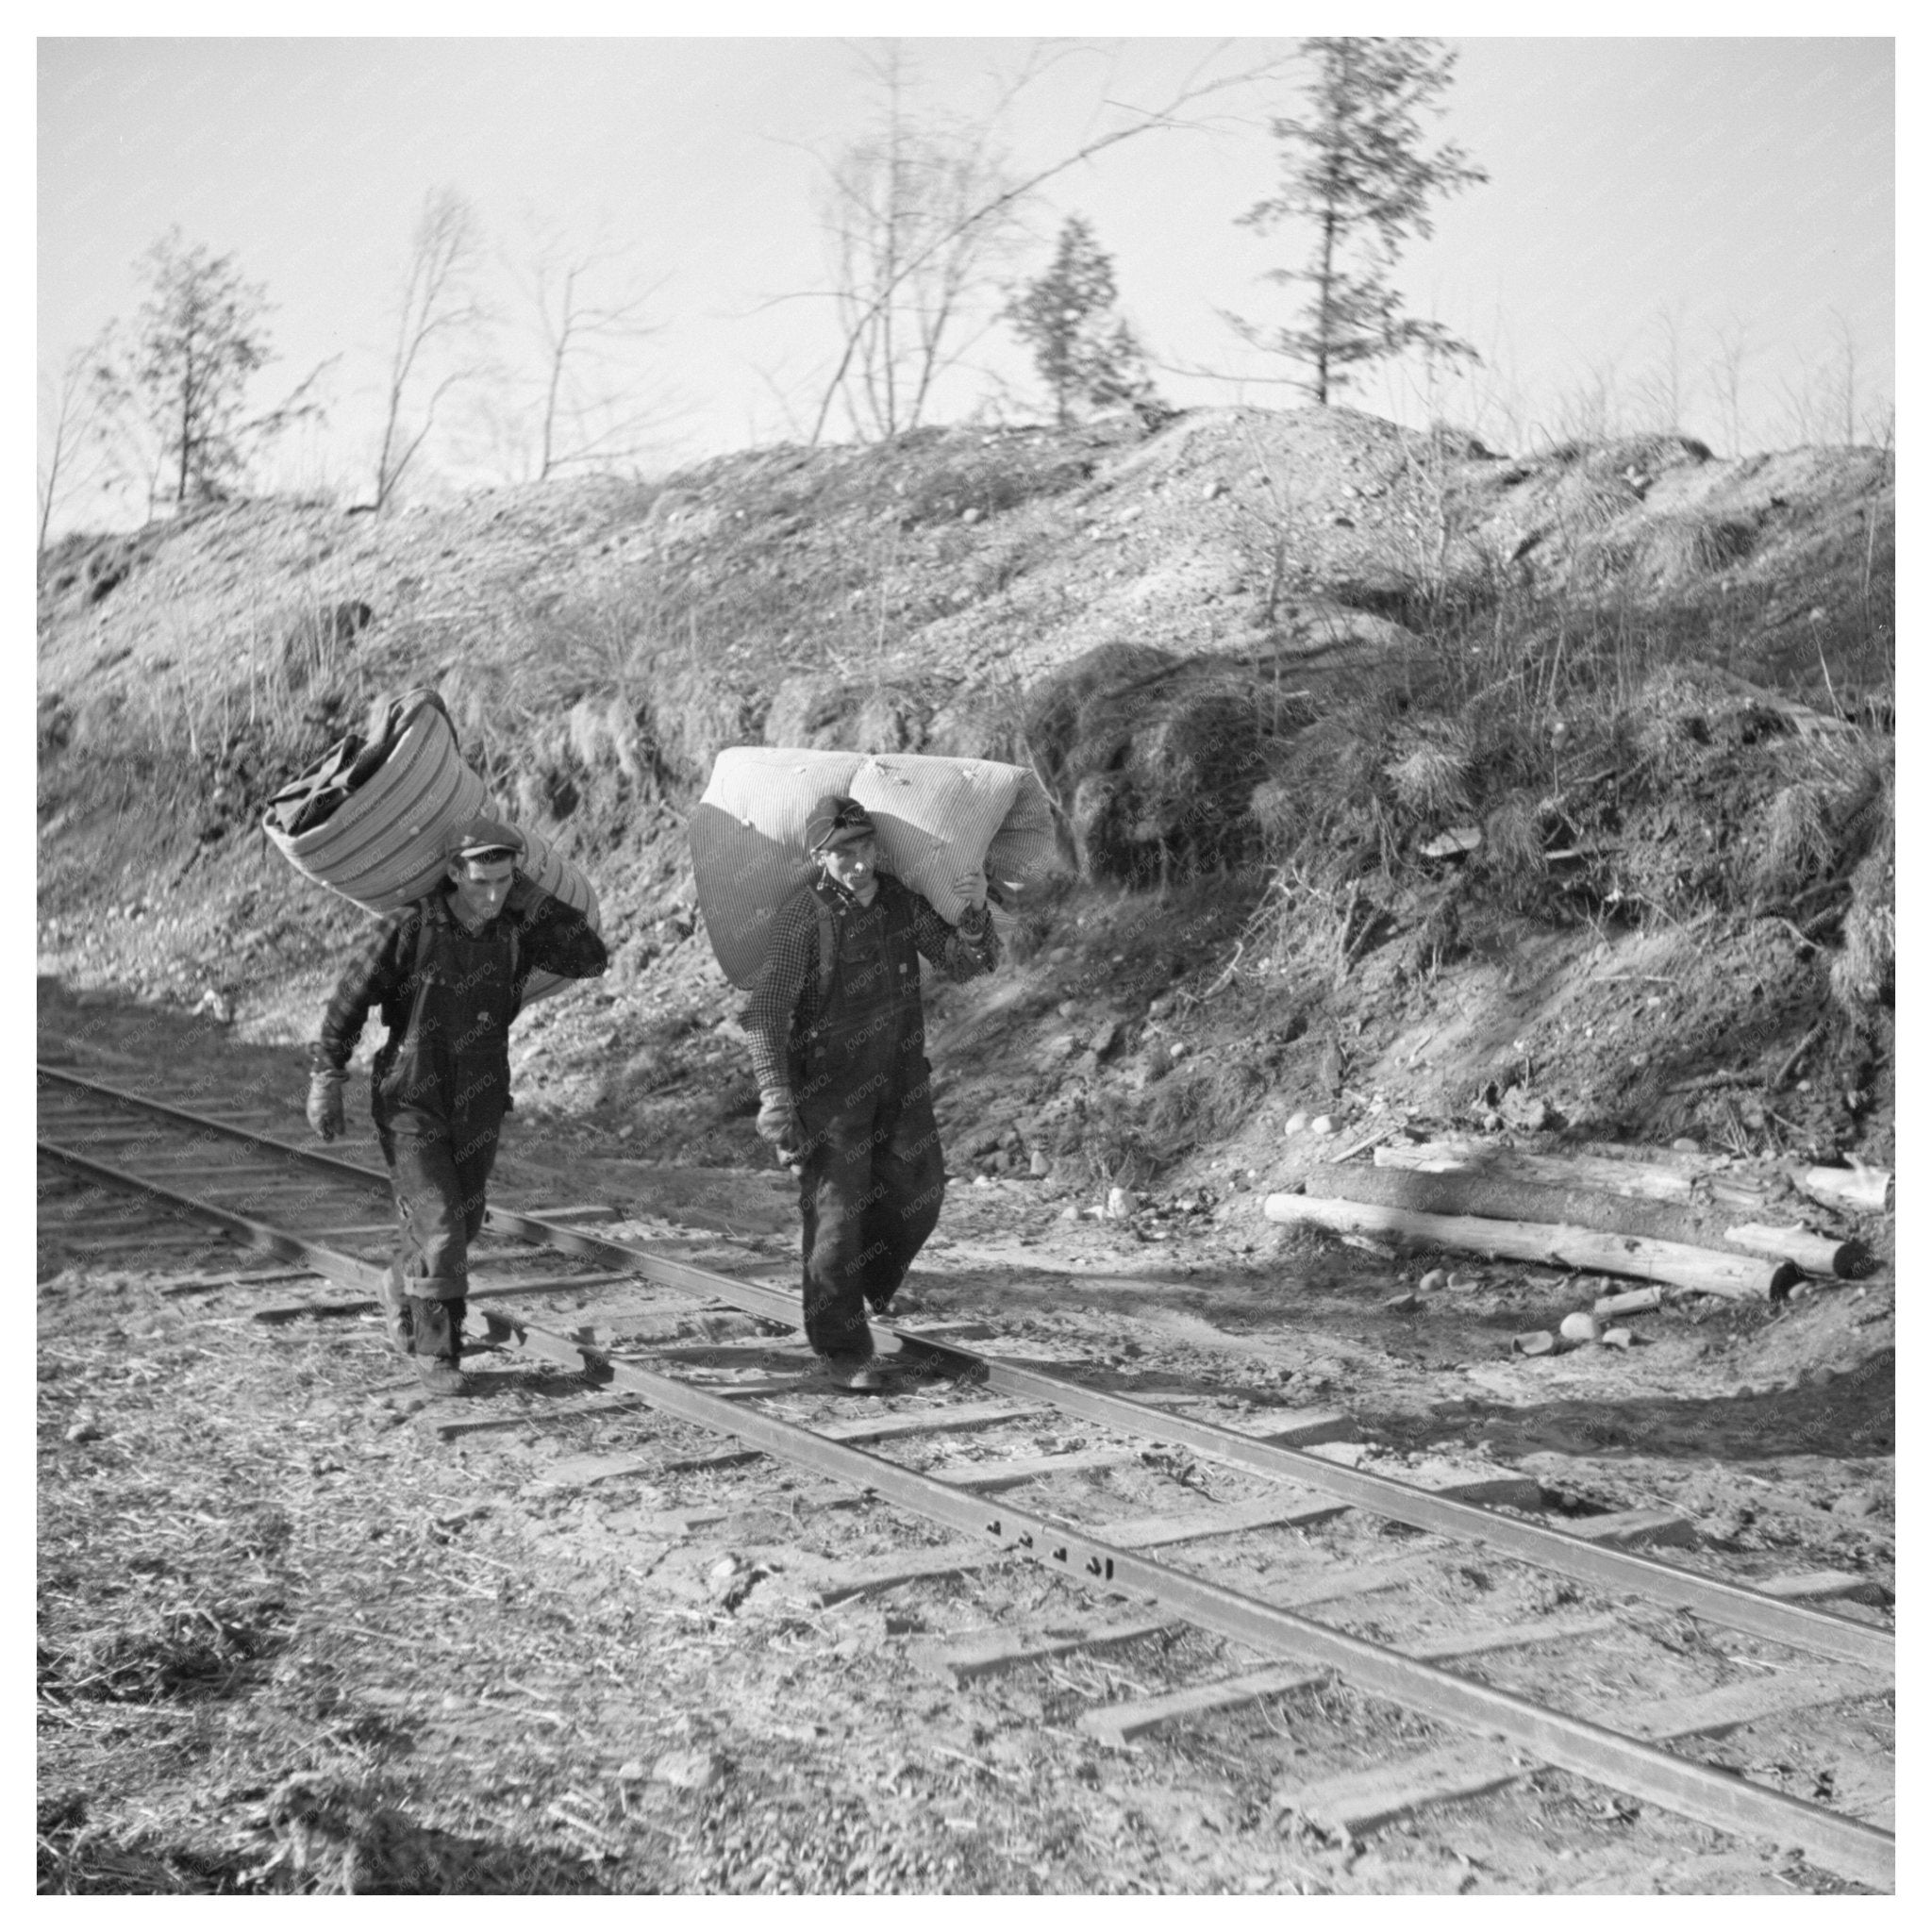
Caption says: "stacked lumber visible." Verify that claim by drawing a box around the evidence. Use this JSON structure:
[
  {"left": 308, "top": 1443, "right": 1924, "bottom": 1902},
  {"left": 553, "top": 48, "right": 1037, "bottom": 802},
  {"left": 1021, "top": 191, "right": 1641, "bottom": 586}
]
[{"left": 1264, "top": 1138, "right": 1878, "bottom": 1299}]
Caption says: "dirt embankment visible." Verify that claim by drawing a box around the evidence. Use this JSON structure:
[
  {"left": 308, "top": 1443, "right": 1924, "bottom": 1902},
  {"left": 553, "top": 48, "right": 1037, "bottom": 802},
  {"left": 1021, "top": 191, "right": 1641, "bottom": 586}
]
[{"left": 37, "top": 406, "right": 1893, "bottom": 1185}]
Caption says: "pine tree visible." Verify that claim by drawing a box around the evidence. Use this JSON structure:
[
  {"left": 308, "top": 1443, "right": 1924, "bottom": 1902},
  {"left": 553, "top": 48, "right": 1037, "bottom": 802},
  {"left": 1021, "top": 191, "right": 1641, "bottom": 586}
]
[
  {"left": 1006, "top": 215, "right": 1157, "bottom": 425},
  {"left": 1231, "top": 38, "right": 1488, "bottom": 404},
  {"left": 97, "top": 228, "right": 276, "bottom": 511}
]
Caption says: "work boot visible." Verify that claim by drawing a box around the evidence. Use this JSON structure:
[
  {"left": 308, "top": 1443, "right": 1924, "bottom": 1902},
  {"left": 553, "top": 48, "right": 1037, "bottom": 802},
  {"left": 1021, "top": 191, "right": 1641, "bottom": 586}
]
[
  {"left": 407, "top": 1296, "right": 471, "bottom": 1397},
  {"left": 412, "top": 1356, "right": 469, "bottom": 1397},
  {"left": 375, "top": 1266, "right": 413, "bottom": 1358},
  {"left": 820, "top": 1354, "right": 894, "bottom": 1393}
]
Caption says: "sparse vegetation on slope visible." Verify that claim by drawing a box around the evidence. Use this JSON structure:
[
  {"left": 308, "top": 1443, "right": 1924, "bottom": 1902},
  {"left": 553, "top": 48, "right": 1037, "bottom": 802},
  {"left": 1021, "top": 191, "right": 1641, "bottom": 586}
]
[{"left": 38, "top": 405, "right": 1893, "bottom": 1176}]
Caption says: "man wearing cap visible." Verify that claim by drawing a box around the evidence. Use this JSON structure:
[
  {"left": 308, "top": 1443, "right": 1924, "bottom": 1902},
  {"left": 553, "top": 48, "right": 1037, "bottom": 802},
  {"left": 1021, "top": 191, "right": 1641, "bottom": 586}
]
[
  {"left": 306, "top": 814, "right": 608, "bottom": 1394},
  {"left": 744, "top": 794, "right": 1002, "bottom": 1391}
]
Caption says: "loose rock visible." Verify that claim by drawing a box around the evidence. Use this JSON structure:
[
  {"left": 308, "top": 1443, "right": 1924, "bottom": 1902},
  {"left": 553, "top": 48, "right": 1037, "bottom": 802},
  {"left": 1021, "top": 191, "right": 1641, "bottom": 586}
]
[
  {"left": 1559, "top": 1311, "right": 1602, "bottom": 1344},
  {"left": 654, "top": 1749, "right": 730, "bottom": 1792}
]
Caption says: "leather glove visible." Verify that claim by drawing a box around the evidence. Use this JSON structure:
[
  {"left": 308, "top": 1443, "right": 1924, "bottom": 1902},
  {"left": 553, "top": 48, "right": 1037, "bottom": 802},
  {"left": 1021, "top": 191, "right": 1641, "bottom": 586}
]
[
  {"left": 756, "top": 1088, "right": 804, "bottom": 1161},
  {"left": 956, "top": 899, "right": 992, "bottom": 938},
  {"left": 504, "top": 869, "right": 542, "bottom": 917},
  {"left": 307, "top": 1067, "right": 347, "bottom": 1141}
]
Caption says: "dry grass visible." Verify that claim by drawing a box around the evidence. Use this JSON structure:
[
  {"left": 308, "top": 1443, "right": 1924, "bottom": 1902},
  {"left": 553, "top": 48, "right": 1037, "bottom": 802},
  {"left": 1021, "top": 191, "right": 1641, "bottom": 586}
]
[
  {"left": 37, "top": 1274, "right": 658, "bottom": 1893},
  {"left": 1382, "top": 724, "right": 1474, "bottom": 824},
  {"left": 1755, "top": 782, "right": 1835, "bottom": 900}
]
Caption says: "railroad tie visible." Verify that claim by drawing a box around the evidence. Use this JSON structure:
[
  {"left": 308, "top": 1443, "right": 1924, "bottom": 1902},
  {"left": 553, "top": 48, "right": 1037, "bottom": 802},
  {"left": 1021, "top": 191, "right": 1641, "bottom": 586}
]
[
  {"left": 938, "top": 1447, "right": 1141, "bottom": 1492},
  {"left": 1276, "top": 1659, "right": 1886, "bottom": 1840},
  {"left": 1072, "top": 1556, "right": 1449, "bottom": 1743},
  {"left": 800, "top": 1543, "right": 1012, "bottom": 1608},
  {"left": 1101, "top": 1493, "right": 1348, "bottom": 1549},
  {"left": 918, "top": 1615, "right": 1177, "bottom": 1685}
]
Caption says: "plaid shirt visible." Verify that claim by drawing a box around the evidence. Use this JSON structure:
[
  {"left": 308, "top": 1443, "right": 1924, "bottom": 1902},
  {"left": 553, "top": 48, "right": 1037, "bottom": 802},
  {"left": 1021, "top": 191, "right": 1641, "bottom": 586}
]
[
  {"left": 743, "top": 873, "right": 999, "bottom": 1094},
  {"left": 316, "top": 880, "right": 608, "bottom": 1074}
]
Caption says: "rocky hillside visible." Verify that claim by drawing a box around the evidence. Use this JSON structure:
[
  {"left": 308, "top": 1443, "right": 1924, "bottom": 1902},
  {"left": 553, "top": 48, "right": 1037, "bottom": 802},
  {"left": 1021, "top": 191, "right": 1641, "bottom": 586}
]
[{"left": 37, "top": 405, "right": 1895, "bottom": 1191}]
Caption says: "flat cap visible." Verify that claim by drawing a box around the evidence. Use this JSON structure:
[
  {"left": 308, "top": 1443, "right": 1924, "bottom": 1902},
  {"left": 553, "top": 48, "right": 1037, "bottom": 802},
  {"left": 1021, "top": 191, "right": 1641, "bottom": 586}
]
[
  {"left": 804, "top": 793, "right": 876, "bottom": 853},
  {"left": 444, "top": 812, "right": 526, "bottom": 861}
]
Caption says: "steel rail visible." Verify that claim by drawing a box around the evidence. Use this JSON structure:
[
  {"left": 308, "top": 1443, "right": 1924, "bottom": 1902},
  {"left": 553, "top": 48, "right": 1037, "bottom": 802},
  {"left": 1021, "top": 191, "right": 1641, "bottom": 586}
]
[
  {"left": 37, "top": 1064, "right": 1894, "bottom": 1675},
  {"left": 494, "top": 1311, "right": 1895, "bottom": 1892},
  {"left": 486, "top": 1201, "right": 1896, "bottom": 1675},
  {"left": 36, "top": 1140, "right": 384, "bottom": 1289}
]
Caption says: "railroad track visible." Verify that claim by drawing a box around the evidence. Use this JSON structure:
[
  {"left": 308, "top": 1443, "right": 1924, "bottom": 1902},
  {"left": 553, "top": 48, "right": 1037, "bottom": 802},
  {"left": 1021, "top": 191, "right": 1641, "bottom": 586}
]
[{"left": 37, "top": 1059, "right": 1896, "bottom": 1890}]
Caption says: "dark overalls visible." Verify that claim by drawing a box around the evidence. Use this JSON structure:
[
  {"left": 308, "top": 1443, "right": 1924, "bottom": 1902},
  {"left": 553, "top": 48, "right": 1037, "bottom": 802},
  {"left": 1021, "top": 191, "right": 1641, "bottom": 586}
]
[
  {"left": 791, "top": 878, "right": 948, "bottom": 1360},
  {"left": 372, "top": 897, "right": 521, "bottom": 1358}
]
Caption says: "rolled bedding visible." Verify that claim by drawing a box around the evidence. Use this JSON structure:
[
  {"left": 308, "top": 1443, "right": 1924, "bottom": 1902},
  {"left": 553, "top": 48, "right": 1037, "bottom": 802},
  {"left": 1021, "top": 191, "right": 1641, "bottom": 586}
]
[
  {"left": 261, "top": 687, "right": 599, "bottom": 1005},
  {"left": 689, "top": 744, "right": 1059, "bottom": 989}
]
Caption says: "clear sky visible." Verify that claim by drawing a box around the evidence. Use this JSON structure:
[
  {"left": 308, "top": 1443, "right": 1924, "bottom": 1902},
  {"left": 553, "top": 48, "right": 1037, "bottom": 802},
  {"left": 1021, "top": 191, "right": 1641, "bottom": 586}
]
[{"left": 37, "top": 27, "right": 1895, "bottom": 534}]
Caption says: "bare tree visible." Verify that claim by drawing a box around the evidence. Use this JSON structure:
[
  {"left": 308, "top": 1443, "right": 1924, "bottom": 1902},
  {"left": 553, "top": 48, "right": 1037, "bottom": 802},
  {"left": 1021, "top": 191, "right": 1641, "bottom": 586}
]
[
  {"left": 38, "top": 336, "right": 110, "bottom": 558},
  {"left": 816, "top": 43, "right": 1023, "bottom": 442},
  {"left": 1707, "top": 313, "right": 1750, "bottom": 457},
  {"left": 802, "top": 42, "right": 1296, "bottom": 444},
  {"left": 373, "top": 187, "right": 487, "bottom": 509},
  {"left": 508, "top": 215, "right": 670, "bottom": 479},
  {"left": 1633, "top": 300, "right": 1690, "bottom": 434},
  {"left": 1826, "top": 308, "right": 1860, "bottom": 446}
]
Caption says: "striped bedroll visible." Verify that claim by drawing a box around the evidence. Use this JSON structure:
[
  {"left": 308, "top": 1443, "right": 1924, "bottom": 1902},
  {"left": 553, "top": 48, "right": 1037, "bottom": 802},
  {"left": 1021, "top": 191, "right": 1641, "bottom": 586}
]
[
  {"left": 689, "top": 745, "right": 1062, "bottom": 989},
  {"left": 260, "top": 690, "right": 599, "bottom": 1006}
]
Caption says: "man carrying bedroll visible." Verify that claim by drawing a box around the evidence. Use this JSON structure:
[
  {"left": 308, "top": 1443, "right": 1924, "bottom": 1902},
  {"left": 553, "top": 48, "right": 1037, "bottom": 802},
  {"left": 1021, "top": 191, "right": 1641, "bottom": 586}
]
[
  {"left": 306, "top": 815, "right": 608, "bottom": 1394},
  {"left": 745, "top": 794, "right": 1002, "bottom": 1391}
]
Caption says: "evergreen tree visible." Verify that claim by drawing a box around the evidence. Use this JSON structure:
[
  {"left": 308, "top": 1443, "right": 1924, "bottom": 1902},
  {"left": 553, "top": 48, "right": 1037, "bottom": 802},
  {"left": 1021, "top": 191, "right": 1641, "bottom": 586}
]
[
  {"left": 1231, "top": 38, "right": 1488, "bottom": 404},
  {"left": 1006, "top": 215, "right": 1156, "bottom": 425},
  {"left": 95, "top": 229, "right": 277, "bottom": 511}
]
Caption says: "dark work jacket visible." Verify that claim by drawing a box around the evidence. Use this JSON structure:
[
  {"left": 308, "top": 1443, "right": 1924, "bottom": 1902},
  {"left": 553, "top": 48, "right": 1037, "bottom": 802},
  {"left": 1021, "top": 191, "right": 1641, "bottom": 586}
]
[{"left": 319, "top": 881, "right": 607, "bottom": 1130}]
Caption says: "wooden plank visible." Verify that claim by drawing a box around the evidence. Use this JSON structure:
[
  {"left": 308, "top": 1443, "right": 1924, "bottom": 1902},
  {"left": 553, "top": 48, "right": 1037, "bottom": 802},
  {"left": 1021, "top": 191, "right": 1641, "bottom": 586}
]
[
  {"left": 1757, "top": 1570, "right": 1886, "bottom": 1605},
  {"left": 1423, "top": 1471, "right": 1545, "bottom": 1509},
  {"left": 1271, "top": 1556, "right": 1439, "bottom": 1609},
  {"left": 161, "top": 1266, "right": 321, "bottom": 1295},
  {"left": 802, "top": 1544, "right": 1010, "bottom": 1607},
  {"left": 1081, "top": 1664, "right": 1328, "bottom": 1743},
  {"left": 811, "top": 1400, "right": 1050, "bottom": 1444},
  {"left": 919, "top": 1615, "right": 1175, "bottom": 1684},
  {"left": 433, "top": 1395, "right": 650, "bottom": 1441},
  {"left": 1613, "top": 1668, "right": 1888, "bottom": 1741},
  {"left": 938, "top": 1447, "right": 1139, "bottom": 1491},
  {"left": 1565, "top": 1507, "right": 1696, "bottom": 1549},
  {"left": 1102, "top": 1493, "right": 1348, "bottom": 1550},
  {"left": 1282, "top": 1662, "right": 1880, "bottom": 1840},
  {"left": 467, "top": 1272, "right": 636, "bottom": 1298},
  {"left": 1408, "top": 1612, "right": 1618, "bottom": 1661},
  {"left": 254, "top": 1298, "right": 375, "bottom": 1324},
  {"left": 1083, "top": 1612, "right": 1615, "bottom": 1748},
  {"left": 1139, "top": 1401, "right": 1355, "bottom": 1450}
]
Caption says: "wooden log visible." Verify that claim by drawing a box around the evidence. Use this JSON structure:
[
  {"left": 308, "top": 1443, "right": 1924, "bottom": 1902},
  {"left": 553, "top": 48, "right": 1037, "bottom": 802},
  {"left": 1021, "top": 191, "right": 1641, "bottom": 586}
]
[
  {"left": 1307, "top": 1160, "right": 1725, "bottom": 1251},
  {"left": 1261, "top": 1192, "right": 1797, "bottom": 1300},
  {"left": 1593, "top": 1286, "right": 1665, "bottom": 1316},
  {"left": 1796, "top": 1163, "right": 1893, "bottom": 1214},
  {"left": 1376, "top": 1139, "right": 1778, "bottom": 1215},
  {"left": 1724, "top": 1222, "right": 1860, "bottom": 1277}
]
